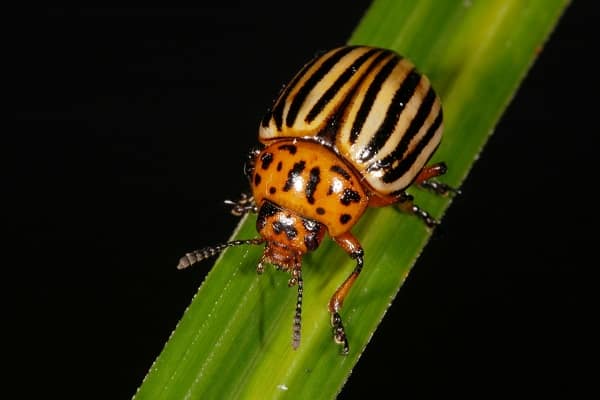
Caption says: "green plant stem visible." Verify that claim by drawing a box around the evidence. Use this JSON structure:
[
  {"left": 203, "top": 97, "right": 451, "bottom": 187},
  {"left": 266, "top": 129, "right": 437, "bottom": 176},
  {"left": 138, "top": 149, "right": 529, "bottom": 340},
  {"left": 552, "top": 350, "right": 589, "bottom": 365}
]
[{"left": 135, "top": 1, "right": 569, "bottom": 398}]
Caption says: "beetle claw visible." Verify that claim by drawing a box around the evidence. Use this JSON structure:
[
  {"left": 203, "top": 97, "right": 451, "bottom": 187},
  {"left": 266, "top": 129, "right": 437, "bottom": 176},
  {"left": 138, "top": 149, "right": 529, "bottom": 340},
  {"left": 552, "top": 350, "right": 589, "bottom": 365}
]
[{"left": 331, "top": 312, "right": 350, "bottom": 355}]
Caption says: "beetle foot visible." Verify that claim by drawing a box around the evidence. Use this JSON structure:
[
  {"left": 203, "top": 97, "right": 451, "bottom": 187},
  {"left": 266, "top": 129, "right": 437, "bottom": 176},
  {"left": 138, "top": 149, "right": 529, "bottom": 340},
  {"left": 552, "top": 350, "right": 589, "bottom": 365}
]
[
  {"left": 224, "top": 193, "right": 256, "bottom": 216},
  {"left": 256, "top": 260, "right": 265, "bottom": 274},
  {"left": 420, "top": 179, "right": 461, "bottom": 197},
  {"left": 410, "top": 204, "right": 438, "bottom": 228},
  {"left": 331, "top": 312, "right": 349, "bottom": 355}
]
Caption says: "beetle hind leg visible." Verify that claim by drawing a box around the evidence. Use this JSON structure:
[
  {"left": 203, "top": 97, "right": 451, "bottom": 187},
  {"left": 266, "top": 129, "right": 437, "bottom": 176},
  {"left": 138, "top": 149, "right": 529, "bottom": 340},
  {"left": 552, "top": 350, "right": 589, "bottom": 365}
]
[{"left": 414, "top": 162, "right": 460, "bottom": 197}]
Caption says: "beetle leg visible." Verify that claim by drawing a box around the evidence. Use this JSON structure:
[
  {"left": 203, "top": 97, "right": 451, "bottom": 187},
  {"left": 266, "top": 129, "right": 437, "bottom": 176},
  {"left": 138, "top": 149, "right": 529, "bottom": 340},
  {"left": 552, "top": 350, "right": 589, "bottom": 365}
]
[
  {"left": 391, "top": 162, "right": 459, "bottom": 227},
  {"left": 224, "top": 193, "right": 257, "bottom": 216},
  {"left": 414, "top": 162, "right": 460, "bottom": 196},
  {"left": 395, "top": 192, "right": 438, "bottom": 228},
  {"left": 419, "top": 179, "right": 460, "bottom": 196},
  {"left": 329, "top": 232, "right": 364, "bottom": 355}
]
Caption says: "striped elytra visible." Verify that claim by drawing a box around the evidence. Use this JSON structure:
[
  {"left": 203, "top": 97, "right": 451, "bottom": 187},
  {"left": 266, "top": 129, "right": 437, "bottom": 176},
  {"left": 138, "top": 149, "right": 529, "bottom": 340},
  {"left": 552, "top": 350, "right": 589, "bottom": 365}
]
[{"left": 260, "top": 45, "right": 443, "bottom": 198}]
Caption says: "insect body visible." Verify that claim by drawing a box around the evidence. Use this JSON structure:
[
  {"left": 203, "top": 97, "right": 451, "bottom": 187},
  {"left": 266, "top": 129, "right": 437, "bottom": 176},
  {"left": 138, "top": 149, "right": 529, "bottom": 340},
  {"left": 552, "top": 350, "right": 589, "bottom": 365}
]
[{"left": 178, "top": 46, "right": 458, "bottom": 354}]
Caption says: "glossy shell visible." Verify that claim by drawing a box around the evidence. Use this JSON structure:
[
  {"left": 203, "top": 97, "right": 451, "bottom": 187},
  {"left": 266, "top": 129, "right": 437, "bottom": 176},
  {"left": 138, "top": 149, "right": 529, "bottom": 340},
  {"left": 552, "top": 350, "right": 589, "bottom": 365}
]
[
  {"left": 259, "top": 45, "right": 443, "bottom": 198},
  {"left": 252, "top": 139, "right": 368, "bottom": 237}
]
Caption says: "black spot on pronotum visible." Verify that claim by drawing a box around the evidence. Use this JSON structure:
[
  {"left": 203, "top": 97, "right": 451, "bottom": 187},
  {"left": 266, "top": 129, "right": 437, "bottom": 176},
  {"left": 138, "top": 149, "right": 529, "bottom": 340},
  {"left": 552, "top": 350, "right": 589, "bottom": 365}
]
[
  {"left": 340, "top": 214, "right": 352, "bottom": 224},
  {"left": 278, "top": 144, "right": 297, "bottom": 154},
  {"left": 330, "top": 165, "right": 351, "bottom": 180},
  {"left": 269, "top": 187, "right": 276, "bottom": 194},
  {"left": 260, "top": 152, "right": 274, "bottom": 170},
  {"left": 254, "top": 173, "right": 262, "bottom": 186},
  {"left": 277, "top": 161, "right": 283, "bottom": 171},
  {"left": 283, "top": 161, "right": 306, "bottom": 191},
  {"left": 316, "top": 207, "right": 325, "bottom": 215},
  {"left": 340, "top": 188, "right": 361, "bottom": 205},
  {"left": 305, "top": 167, "right": 321, "bottom": 204}
]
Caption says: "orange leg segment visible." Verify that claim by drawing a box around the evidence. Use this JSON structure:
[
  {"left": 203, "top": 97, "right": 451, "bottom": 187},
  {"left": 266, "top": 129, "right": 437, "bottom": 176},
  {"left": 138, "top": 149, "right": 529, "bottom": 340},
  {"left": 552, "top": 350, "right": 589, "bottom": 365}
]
[
  {"left": 414, "top": 161, "right": 447, "bottom": 184},
  {"left": 329, "top": 231, "right": 364, "bottom": 355}
]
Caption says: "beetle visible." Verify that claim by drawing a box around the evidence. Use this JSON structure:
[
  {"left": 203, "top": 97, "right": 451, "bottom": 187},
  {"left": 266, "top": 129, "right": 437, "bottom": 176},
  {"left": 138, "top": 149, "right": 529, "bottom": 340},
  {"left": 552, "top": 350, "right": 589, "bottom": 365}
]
[{"left": 178, "top": 45, "right": 458, "bottom": 354}]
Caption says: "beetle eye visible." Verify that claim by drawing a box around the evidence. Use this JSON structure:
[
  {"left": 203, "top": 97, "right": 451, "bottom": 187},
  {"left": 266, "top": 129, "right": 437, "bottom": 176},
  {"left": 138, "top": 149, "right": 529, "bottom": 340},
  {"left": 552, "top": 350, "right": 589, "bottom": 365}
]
[{"left": 244, "top": 147, "right": 262, "bottom": 181}]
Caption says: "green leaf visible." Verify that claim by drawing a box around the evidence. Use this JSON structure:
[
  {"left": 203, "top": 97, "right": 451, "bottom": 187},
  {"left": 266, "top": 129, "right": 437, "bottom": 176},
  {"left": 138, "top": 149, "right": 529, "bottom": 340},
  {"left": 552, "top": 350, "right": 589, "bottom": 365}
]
[{"left": 135, "top": 1, "right": 569, "bottom": 398}]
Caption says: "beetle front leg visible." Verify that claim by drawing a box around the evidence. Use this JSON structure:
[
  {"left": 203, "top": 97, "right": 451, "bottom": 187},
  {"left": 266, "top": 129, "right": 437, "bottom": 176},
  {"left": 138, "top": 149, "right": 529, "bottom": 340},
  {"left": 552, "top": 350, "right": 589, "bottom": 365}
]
[
  {"left": 329, "top": 232, "right": 364, "bottom": 355},
  {"left": 224, "top": 193, "right": 257, "bottom": 216}
]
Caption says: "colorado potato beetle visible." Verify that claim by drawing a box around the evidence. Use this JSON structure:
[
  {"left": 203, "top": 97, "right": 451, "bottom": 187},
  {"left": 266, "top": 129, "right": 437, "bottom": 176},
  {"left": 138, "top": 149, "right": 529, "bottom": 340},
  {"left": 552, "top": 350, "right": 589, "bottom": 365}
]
[{"left": 178, "top": 45, "right": 458, "bottom": 354}]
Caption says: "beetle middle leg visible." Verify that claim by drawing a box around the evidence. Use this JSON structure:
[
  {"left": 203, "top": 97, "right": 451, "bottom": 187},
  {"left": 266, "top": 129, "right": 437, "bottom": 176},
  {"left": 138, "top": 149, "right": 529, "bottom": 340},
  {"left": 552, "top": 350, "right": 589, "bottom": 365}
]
[
  {"left": 392, "top": 162, "right": 460, "bottom": 227},
  {"left": 329, "top": 231, "right": 364, "bottom": 355}
]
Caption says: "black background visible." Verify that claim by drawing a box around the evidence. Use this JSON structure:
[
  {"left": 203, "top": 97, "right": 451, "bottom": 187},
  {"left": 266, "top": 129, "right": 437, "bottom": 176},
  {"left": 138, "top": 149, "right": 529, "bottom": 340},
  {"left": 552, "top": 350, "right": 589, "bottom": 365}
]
[{"left": 11, "top": 3, "right": 596, "bottom": 398}]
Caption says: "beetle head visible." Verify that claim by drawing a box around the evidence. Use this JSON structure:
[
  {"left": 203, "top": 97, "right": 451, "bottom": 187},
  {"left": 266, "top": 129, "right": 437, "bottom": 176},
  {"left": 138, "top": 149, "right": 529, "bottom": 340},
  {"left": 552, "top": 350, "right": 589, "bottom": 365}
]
[{"left": 256, "top": 200, "right": 326, "bottom": 272}]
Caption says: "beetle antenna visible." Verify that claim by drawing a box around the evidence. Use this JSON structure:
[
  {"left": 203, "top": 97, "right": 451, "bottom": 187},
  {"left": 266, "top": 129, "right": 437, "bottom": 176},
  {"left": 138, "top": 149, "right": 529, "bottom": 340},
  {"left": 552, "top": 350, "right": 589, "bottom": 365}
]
[
  {"left": 292, "top": 271, "right": 303, "bottom": 350},
  {"left": 177, "top": 238, "right": 264, "bottom": 270}
]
